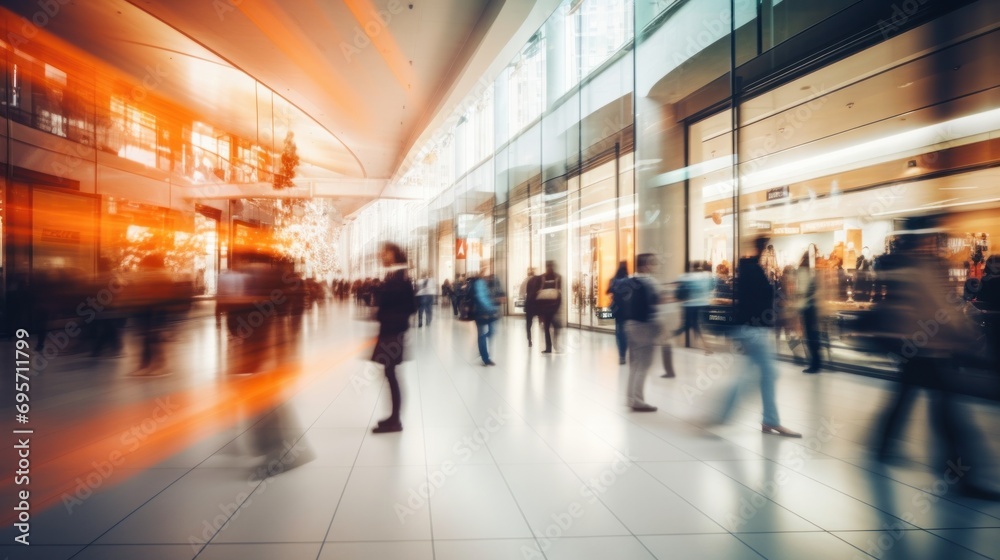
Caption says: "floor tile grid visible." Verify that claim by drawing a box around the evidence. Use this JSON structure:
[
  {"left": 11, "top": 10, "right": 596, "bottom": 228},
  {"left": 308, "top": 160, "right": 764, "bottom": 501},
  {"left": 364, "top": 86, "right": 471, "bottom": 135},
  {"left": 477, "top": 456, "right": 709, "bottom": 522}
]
[
  {"left": 154, "top": 324, "right": 374, "bottom": 558},
  {"left": 429, "top": 327, "right": 731, "bottom": 559},
  {"left": 257, "top": 330, "right": 395, "bottom": 558},
  {"left": 455, "top": 321, "right": 963, "bottom": 559},
  {"left": 583, "top": 361, "right": 1000, "bottom": 556},
  {"left": 427, "top": 335, "right": 553, "bottom": 558}
]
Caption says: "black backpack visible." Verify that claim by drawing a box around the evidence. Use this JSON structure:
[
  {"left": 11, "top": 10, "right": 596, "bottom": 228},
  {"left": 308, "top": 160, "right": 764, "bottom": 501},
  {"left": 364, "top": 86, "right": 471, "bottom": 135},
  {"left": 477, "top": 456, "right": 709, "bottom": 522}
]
[
  {"left": 612, "top": 277, "right": 651, "bottom": 322},
  {"left": 675, "top": 279, "right": 692, "bottom": 302},
  {"left": 457, "top": 282, "right": 476, "bottom": 321}
]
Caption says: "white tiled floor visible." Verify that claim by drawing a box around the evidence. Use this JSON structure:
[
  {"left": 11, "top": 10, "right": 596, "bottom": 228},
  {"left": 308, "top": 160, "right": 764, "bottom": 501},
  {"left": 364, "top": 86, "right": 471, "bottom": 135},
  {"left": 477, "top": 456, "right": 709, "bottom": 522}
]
[{"left": 3, "top": 302, "right": 1000, "bottom": 559}]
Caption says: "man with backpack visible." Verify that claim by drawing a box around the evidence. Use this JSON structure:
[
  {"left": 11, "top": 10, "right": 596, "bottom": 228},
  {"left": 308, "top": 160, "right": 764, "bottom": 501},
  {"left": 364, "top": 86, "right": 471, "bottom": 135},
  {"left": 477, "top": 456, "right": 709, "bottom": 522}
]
[
  {"left": 469, "top": 261, "right": 502, "bottom": 366},
  {"left": 624, "top": 253, "right": 662, "bottom": 412}
]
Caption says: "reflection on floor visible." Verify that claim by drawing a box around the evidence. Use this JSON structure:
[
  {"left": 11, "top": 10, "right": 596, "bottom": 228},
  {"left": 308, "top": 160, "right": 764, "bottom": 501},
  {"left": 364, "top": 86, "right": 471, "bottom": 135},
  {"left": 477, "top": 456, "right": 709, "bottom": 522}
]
[{"left": 1, "top": 302, "right": 999, "bottom": 560}]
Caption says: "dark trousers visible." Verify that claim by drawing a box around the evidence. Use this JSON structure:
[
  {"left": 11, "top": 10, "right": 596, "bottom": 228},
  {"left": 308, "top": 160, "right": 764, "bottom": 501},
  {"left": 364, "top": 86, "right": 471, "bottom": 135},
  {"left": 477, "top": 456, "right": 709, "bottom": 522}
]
[
  {"left": 525, "top": 311, "right": 536, "bottom": 344},
  {"left": 802, "top": 306, "right": 821, "bottom": 369},
  {"left": 878, "top": 357, "right": 970, "bottom": 465},
  {"left": 540, "top": 311, "right": 559, "bottom": 351},
  {"left": 373, "top": 333, "right": 405, "bottom": 423},
  {"left": 384, "top": 362, "right": 401, "bottom": 422},
  {"left": 614, "top": 318, "right": 628, "bottom": 359},
  {"left": 451, "top": 295, "right": 460, "bottom": 316}
]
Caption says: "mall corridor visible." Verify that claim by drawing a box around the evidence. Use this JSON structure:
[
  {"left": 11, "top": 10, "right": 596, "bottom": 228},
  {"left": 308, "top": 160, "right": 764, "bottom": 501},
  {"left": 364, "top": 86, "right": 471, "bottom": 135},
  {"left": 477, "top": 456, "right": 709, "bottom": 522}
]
[{"left": 1, "top": 302, "right": 998, "bottom": 560}]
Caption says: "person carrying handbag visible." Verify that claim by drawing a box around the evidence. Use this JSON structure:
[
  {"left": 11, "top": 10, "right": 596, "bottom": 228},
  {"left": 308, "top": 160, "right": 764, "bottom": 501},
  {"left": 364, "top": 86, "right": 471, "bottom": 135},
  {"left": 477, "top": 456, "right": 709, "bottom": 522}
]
[{"left": 536, "top": 261, "right": 563, "bottom": 353}]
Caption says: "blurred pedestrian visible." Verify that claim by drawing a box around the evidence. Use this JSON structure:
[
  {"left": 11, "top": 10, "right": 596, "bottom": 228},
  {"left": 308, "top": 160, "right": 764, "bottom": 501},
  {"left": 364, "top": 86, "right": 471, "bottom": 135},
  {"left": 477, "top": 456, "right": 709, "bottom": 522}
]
[
  {"left": 608, "top": 261, "right": 631, "bottom": 364},
  {"left": 521, "top": 267, "right": 541, "bottom": 347},
  {"left": 874, "top": 232, "right": 998, "bottom": 498},
  {"left": 472, "top": 261, "right": 501, "bottom": 366},
  {"left": 798, "top": 245, "right": 822, "bottom": 373},
  {"left": 452, "top": 275, "right": 466, "bottom": 316},
  {"left": 624, "top": 254, "right": 661, "bottom": 411},
  {"left": 416, "top": 272, "right": 435, "bottom": 327},
  {"left": 536, "top": 261, "right": 563, "bottom": 354},
  {"left": 371, "top": 242, "right": 416, "bottom": 434},
  {"left": 673, "top": 260, "right": 714, "bottom": 352},
  {"left": 716, "top": 236, "right": 800, "bottom": 437}
]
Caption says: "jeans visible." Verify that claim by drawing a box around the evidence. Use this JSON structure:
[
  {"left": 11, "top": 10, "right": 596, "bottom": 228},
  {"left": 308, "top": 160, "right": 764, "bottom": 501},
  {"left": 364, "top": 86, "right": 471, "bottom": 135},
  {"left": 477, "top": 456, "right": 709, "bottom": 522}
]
[
  {"left": 720, "top": 326, "right": 780, "bottom": 426},
  {"left": 624, "top": 320, "right": 659, "bottom": 406},
  {"left": 417, "top": 295, "right": 433, "bottom": 326},
  {"left": 614, "top": 318, "right": 628, "bottom": 360},
  {"left": 476, "top": 319, "right": 496, "bottom": 362}
]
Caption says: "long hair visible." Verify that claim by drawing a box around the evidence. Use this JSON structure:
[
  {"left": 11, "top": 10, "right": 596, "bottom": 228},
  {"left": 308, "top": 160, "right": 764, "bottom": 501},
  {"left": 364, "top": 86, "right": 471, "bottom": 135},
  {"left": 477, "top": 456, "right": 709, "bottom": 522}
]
[
  {"left": 382, "top": 242, "right": 408, "bottom": 265},
  {"left": 613, "top": 261, "right": 628, "bottom": 280}
]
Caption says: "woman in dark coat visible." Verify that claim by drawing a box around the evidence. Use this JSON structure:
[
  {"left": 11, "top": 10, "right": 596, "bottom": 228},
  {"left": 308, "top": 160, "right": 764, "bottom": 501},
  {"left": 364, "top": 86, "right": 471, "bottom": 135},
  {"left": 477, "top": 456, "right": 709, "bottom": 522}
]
[{"left": 371, "top": 242, "right": 416, "bottom": 433}]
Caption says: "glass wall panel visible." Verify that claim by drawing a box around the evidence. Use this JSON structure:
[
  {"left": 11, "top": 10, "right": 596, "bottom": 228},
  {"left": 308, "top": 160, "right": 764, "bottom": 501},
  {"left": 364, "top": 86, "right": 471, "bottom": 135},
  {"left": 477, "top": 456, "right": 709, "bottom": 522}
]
[{"left": 635, "top": 0, "right": 735, "bottom": 345}]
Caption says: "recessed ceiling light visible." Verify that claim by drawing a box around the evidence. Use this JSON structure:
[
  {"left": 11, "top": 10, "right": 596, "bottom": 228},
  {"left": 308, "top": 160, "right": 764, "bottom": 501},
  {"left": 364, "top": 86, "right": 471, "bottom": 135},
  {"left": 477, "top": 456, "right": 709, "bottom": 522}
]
[{"left": 898, "top": 82, "right": 913, "bottom": 88}]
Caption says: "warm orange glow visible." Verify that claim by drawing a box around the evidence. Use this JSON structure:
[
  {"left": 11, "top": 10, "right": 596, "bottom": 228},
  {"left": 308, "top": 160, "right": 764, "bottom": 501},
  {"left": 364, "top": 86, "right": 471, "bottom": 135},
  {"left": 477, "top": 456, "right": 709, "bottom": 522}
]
[
  {"left": 342, "top": 0, "right": 417, "bottom": 92},
  {"left": 0, "top": 339, "right": 372, "bottom": 522},
  {"left": 231, "top": 0, "right": 370, "bottom": 130}
]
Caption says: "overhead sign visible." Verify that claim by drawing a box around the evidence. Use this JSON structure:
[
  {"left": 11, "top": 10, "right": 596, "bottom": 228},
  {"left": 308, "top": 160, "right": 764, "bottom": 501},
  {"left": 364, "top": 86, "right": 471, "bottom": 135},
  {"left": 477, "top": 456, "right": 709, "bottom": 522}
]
[
  {"left": 41, "top": 229, "right": 81, "bottom": 243},
  {"left": 455, "top": 238, "right": 467, "bottom": 259},
  {"left": 766, "top": 186, "right": 790, "bottom": 201},
  {"left": 800, "top": 219, "right": 844, "bottom": 233}
]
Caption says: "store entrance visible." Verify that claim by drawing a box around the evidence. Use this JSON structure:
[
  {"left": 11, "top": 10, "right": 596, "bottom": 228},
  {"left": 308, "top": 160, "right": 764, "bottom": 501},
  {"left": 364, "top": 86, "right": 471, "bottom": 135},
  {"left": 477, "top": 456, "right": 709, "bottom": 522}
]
[{"left": 567, "top": 150, "right": 635, "bottom": 330}]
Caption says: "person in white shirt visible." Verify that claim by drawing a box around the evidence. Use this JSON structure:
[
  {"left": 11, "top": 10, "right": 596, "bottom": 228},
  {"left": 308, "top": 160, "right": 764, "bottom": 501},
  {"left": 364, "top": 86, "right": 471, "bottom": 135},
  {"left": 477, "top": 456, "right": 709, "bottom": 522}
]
[{"left": 415, "top": 273, "right": 435, "bottom": 327}]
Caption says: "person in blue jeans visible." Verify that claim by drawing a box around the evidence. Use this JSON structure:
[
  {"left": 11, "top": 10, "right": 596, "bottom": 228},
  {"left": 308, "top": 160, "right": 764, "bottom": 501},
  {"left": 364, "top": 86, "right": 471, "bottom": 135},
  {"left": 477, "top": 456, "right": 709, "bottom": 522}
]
[
  {"left": 607, "top": 261, "right": 630, "bottom": 365},
  {"left": 473, "top": 261, "right": 501, "bottom": 366},
  {"left": 717, "top": 236, "right": 800, "bottom": 437}
]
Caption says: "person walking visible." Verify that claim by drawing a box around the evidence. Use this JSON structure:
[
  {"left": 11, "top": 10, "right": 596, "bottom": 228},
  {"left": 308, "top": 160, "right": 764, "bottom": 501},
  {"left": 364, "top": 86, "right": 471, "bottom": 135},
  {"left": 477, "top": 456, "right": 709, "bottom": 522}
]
[
  {"left": 441, "top": 279, "right": 453, "bottom": 311},
  {"left": 798, "top": 246, "right": 822, "bottom": 373},
  {"left": 536, "top": 261, "right": 563, "bottom": 353},
  {"left": 521, "top": 267, "right": 541, "bottom": 347},
  {"left": 716, "top": 236, "right": 800, "bottom": 436},
  {"left": 472, "top": 262, "right": 501, "bottom": 366},
  {"left": 623, "top": 254, "right": 662, "bottom": 412},
  {"left": 608, "top": 261, "right": 631, "bottom": 364},
  {"left": 371, "top": 242, "right": 416, "bottom": 434},
  {"left": 673, "top": 261, "right": 715, "bottom": 352},
  {"left": 416, "top": 273, "right": 435, "bottom": 327},
  {"left": 874, "top": 232, "right": 999, "bottom": 498},
  {"left": 451, "top": 275, "right": 466, "bottom": 316}
]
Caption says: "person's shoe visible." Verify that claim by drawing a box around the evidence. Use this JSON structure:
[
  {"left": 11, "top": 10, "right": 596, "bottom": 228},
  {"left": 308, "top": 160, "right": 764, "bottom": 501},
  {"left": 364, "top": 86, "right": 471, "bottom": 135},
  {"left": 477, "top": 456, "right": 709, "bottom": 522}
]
[
  {"left": 661, "top": 372, "right": 676, "bottom": 378},
  {"left": 762, "top": 424, "right": 802, "bottom": 438},
  {"left": 542, "top": 349, "right": 552, "bottom": 354},
  {"left": 528, "top": 340, "right": 533, "bottom": 347},
  {"left": 619, "top": 357, "right": 626, "bottom": 365},
  {"left": 376, "top": 417, "right": 399, "bottom": 428},
  {"left": 372, "top": 422, "right": 403, "bottom": 434},
  {"left": 803, "top": 367, "right": 820, "bottom": 374},
  {"left": 484, "top": 360, "right": 496, "bottom": 366},
  {"left": 631, "top": 403, "right": 658, "bottom": 412}
]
